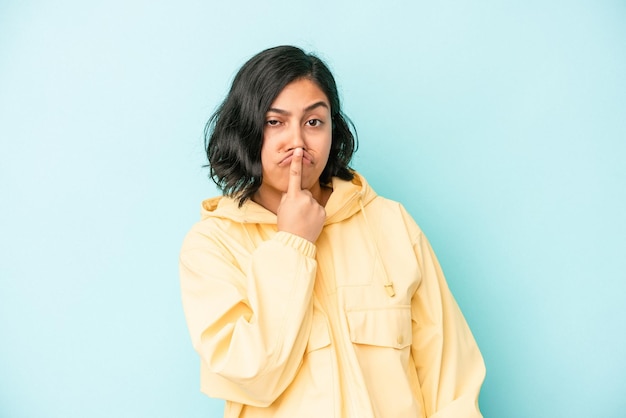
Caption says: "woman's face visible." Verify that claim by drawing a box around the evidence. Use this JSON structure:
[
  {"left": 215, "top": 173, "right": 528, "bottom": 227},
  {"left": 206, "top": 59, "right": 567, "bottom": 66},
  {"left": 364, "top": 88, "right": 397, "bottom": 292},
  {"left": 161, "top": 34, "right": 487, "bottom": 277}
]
[{"left": 257, "top": 78, "right": 332, "bottom": 202}]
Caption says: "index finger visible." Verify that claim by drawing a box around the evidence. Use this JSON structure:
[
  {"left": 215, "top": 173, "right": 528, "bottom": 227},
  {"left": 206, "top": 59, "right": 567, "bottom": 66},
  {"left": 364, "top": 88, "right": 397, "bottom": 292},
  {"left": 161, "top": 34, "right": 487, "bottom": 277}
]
[{"left": 287, "top": 147, "right": 303, "bottom": 195}]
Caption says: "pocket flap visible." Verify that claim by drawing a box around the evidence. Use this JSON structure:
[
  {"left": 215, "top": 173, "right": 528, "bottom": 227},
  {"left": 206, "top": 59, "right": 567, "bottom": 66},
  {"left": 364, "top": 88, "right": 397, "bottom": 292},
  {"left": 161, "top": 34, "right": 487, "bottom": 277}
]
[{"left": 346, "top": 306, "right": 412, "bottom": 349}]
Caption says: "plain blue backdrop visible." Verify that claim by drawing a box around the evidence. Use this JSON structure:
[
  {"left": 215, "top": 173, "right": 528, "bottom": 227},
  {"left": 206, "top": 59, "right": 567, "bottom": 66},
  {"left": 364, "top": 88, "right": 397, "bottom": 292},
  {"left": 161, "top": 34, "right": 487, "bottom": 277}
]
[{"left": 1, "top": 1, "right": 625, "bottom": 417}]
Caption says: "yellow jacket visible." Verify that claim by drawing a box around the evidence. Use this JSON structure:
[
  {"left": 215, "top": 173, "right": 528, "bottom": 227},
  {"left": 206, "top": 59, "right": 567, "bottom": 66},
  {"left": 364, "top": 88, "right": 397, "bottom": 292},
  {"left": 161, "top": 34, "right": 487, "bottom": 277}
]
[{"left": 180, "top": 173, "right": 485, "bottom": 418}]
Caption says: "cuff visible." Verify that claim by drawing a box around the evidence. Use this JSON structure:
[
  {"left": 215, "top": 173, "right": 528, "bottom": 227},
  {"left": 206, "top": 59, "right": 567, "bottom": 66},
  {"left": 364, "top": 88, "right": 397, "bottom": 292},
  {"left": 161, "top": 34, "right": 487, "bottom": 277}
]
[{"left": 274, "top": 231, "right": 317, "bottom": 258}]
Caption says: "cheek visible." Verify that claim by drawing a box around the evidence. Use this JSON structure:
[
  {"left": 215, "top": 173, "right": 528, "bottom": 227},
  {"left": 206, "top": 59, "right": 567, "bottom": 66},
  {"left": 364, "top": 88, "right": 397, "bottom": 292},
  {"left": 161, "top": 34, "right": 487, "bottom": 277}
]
[
  {"left": 260, "top": 152, "right": 272, "bottom": 175},
  {"left": 321, "top": 135, "right": 332, "bottom": 161},
  {"left": 259, "top": 137, "right": 273, "bottom": 166},
  {"left": 260, "top": 132, "right": 282, "bottom": 159}
]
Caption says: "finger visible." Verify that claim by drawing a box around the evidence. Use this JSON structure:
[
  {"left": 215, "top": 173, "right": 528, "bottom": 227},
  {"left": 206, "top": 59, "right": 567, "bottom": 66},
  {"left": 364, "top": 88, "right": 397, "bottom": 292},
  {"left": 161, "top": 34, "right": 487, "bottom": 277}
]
[{"left": 287, "top": 147, "right": 303, "bottom": 195}]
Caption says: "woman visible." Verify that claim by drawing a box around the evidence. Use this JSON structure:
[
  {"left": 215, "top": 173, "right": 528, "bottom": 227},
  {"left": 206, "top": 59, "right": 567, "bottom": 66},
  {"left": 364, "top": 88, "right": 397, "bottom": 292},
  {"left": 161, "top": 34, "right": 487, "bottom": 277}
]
[{"left": 180, "top": 45, "right": 485, "bottom": 418}]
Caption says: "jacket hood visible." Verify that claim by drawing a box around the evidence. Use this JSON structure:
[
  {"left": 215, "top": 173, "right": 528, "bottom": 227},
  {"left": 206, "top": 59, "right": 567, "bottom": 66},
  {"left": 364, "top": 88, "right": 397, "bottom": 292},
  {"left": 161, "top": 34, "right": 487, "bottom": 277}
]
[
  {"left": 199, "top": 172, "right": 377, "bottom": 225},
  {"left": 199, "top": 172, "right": 397, "bottom": 297}
]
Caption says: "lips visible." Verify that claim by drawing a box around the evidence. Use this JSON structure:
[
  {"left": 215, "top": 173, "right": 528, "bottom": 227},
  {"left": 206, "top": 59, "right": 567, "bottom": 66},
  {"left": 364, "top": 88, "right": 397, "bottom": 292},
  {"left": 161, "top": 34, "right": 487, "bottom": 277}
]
[{"left": 278, "top": 149, "right": 315, "bottom": 166}]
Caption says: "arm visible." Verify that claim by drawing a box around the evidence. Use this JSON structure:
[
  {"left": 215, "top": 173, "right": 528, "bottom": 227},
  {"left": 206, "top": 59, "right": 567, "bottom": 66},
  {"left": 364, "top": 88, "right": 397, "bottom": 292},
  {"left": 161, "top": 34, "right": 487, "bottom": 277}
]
[
  {"left": 179, "top": 229, "right": 317, "bottom": 406},
  {"left": 403, "top": 208, "right": 486, "bottom": 418}
]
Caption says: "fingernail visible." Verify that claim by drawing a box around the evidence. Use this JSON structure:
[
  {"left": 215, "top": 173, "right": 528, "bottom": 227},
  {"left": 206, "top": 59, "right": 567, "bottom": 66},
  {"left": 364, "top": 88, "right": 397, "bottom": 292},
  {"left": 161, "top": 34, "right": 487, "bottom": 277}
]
[{"left": 294, "top": 148, "right": 303, "bottom": 156}]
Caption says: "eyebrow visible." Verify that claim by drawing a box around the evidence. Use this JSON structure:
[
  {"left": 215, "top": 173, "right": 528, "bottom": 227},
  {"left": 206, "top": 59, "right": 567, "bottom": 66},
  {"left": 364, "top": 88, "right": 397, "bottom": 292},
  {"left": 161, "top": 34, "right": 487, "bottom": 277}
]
[{"left": 267, "top": 101, "right": 329, "bottom": 115}]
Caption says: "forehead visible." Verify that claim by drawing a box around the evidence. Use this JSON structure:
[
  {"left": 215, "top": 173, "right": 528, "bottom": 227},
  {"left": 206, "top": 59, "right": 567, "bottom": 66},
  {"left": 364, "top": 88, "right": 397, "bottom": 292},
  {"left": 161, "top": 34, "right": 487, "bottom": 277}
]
[{"left": 269, "top": 78, "right": 330, "bottom": 110}]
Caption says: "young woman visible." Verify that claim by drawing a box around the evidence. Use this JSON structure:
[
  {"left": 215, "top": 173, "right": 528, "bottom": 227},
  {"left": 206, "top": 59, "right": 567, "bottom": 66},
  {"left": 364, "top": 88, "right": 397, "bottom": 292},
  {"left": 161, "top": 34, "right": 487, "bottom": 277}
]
[{"left": 180, "top": 45, "right": 485, "bottom": 418}]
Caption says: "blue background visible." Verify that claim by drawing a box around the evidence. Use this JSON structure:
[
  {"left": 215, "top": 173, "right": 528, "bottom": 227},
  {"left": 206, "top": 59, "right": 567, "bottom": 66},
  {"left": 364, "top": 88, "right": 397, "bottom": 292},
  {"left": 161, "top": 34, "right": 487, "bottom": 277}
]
[{"left": 1, "top": 1, "right": 625, "bottom": 417}]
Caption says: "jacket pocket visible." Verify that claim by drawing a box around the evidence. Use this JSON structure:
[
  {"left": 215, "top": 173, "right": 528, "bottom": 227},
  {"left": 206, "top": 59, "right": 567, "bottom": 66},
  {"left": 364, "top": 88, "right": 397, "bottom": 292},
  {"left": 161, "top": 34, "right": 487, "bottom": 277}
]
[{"left": 346, "top": 305, "right": 412, "bottom": 349}]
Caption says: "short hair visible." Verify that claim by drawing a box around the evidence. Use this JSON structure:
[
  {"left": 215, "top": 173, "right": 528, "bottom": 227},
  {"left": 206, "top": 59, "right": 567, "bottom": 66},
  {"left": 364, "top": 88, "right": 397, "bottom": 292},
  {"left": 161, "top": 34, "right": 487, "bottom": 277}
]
[{"left": 205, "top": 45, "right": 357, "bottom": 206}]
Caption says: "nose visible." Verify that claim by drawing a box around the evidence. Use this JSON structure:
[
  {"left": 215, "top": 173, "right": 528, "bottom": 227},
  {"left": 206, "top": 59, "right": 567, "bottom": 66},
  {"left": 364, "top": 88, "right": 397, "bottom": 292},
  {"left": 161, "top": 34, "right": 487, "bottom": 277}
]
[{"left": 287, "top": 125, "right": 306, "bottom": 151}]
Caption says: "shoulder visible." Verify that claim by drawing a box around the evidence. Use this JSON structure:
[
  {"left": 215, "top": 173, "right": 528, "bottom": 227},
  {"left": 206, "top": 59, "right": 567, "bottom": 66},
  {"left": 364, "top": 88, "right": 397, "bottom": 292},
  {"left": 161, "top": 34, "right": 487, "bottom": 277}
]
[
  {"left": 180, "top": 196, "right": 242, "bottom": 253},
  {"left": 371, "top": 198, "right": 424, "bottom": 237},
  {"left": 355, "top": 179, "right": 424, "bottom": 244}
]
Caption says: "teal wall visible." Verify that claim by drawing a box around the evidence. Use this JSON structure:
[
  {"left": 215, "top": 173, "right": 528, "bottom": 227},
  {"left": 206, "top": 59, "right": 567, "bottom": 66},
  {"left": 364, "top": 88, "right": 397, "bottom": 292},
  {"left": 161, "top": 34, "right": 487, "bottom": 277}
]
[{"left": 1, "top": 1, "right": 625, "bottom": 417}]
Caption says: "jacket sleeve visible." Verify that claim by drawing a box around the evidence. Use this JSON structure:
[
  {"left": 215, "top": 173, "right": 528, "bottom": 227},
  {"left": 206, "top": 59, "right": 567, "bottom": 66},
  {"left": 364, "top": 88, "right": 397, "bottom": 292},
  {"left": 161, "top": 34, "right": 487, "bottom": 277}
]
[
  {"left": 179, "top": 228, "right": 317, "bottom": 407},
  {"left": 402, "top": 208, "right": 486, "bottom": 418}
]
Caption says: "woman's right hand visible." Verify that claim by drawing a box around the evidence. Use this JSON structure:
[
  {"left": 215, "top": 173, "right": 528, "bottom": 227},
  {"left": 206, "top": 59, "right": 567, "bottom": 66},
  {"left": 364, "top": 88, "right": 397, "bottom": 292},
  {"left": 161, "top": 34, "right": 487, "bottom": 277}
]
[{"left": 277, "top": 148, "right": 326, "bottom": 243}]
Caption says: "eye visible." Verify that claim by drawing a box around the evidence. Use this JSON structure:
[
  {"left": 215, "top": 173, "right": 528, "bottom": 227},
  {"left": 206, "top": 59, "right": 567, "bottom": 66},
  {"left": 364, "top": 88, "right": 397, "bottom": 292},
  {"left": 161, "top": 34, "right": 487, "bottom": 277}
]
[
  {"left": 306, "top": 119, "right": 323, "bottom": 127},
  {"left": 265, "top": 119, "right": 281, "bottom": 126}
]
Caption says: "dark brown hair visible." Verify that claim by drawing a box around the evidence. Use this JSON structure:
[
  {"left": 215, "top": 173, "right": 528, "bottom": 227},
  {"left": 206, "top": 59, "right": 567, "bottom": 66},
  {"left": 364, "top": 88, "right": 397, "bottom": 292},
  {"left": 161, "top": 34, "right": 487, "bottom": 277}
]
[{"left": 204, "top": 45, "right": 357, "bottom": 206}]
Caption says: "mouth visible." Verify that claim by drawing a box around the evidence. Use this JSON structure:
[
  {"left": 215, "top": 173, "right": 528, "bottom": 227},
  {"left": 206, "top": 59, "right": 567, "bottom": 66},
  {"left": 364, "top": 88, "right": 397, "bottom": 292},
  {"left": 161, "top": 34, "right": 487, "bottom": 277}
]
[{"left": 278, "top": 149, "right": 315, "bottom": 167}]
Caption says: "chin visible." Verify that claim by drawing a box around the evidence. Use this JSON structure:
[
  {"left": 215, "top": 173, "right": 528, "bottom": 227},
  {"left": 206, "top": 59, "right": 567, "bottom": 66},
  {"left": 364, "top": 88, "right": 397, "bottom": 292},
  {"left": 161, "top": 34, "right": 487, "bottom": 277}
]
[{"left": 302, "top": 179, "right": 321, "bottom": 191}]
